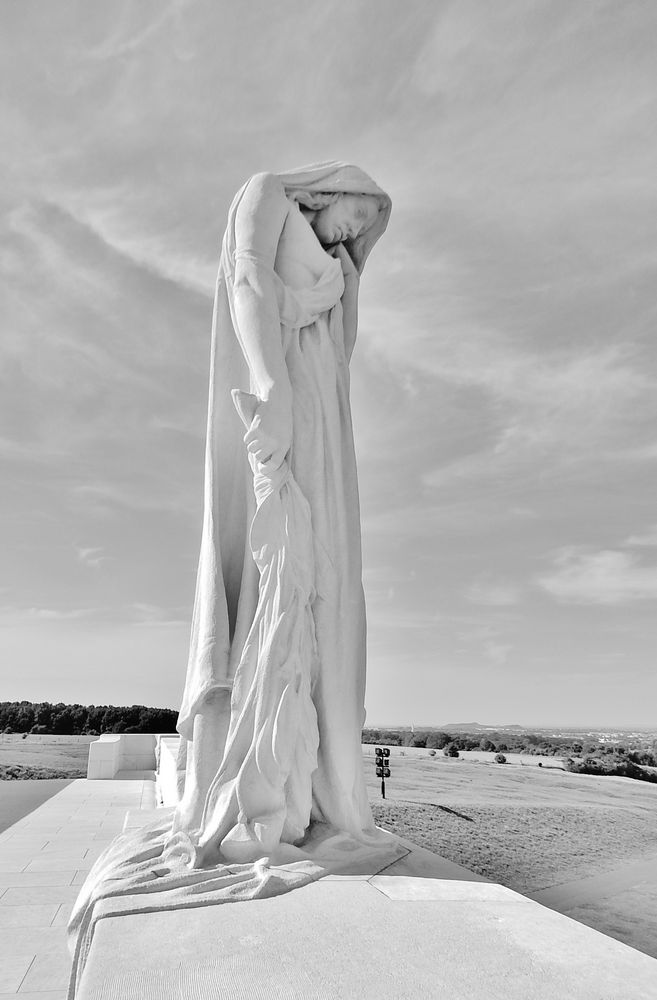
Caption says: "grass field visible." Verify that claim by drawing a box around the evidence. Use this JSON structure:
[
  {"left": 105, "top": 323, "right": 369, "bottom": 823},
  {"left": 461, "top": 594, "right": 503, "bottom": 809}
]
[{"left": 0, "top": 733, "right": 94, "bottom": 777}]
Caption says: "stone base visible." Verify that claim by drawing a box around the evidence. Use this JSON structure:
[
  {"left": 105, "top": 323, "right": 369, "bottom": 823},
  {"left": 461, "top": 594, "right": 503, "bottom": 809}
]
[{"left": 74, "top": 833, "right": 657, "bottom": 1000}]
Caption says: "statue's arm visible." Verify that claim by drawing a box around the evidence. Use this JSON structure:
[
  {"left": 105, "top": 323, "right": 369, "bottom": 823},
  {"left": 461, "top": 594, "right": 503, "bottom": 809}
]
[
  {"left": 232, "top": 173, "right": 292, "bottom": 468},
  {"left": 332, "top": 243, "right": 360, "bottom": 363}
]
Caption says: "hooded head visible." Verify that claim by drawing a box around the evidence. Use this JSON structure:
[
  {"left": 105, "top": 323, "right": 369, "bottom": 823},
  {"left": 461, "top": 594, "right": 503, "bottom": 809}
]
[{"left": 277, "top": 161, "right": 391, "bottom": 274}]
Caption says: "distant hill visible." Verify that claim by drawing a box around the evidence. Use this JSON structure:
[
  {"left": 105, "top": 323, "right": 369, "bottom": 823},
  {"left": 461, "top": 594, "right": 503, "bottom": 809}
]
[
  {"left": 372, "top": 722, "right": 524, "bottom": 733},
  {"left": 440, "top": 722, "right": 524, "bottom": 733}
]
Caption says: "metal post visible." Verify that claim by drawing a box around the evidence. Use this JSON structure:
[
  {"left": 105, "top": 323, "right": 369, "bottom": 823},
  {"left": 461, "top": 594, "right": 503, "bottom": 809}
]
[{"left": 375, "top": 746, "right": 391, "bottom": 799}]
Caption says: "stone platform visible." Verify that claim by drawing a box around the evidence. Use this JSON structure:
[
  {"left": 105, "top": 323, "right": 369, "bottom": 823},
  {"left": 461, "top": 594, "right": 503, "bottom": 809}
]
[
  {"left": 2, "top": 778, "right": 656, "bottom": 999},
  {"left": 76, "top": 871, "right": 657, "bottom": 999},
  {"left": 0, "top": 779, "right": 155, "bottom": 998}
]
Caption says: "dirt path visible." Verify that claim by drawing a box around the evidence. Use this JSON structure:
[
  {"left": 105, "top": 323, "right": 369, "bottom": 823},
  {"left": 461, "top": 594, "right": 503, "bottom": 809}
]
[{"left": 0, "top": 778, "right": 72, "bottom": 833}]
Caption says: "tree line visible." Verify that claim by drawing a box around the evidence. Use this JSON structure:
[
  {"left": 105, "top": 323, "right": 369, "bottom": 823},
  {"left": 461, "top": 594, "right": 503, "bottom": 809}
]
[
  {"left": 362, "top": 727, "right": 657, "bottom": 764},
  {"left": 0, "top": 700, "right": 178, "bottom": 735}
]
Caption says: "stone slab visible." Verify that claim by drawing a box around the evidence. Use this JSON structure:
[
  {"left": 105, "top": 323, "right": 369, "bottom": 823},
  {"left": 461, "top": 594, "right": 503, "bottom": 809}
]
[
  {"left": 0, "top": 903, "right": 60, "bottom": 927},
  {"left": 76, "top": 873, "right": 657, "bottom": 1000},
  {"left": 0, "top": 954, "right": 35, "bottom": 993}
]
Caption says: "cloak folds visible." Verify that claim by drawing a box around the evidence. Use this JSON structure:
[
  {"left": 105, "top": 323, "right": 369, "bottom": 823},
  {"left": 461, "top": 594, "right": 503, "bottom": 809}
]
[
  {"left": 175, "top": 162, "right": 392, "bottom": 855},
  {"left": 177, "top": 161, "right": 391, "bottom": 740}
]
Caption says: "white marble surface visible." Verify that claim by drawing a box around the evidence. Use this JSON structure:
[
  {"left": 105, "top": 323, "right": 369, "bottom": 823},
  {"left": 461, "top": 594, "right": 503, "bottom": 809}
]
[
  {"left": 0, "top": 778, "right": 155, "bottom": 999},
  {"left": 86, "top": 734, "right": 157, "bottom": 780},
  {"left": 76, "top": 838, "right": 657, "bottom": 1000}
]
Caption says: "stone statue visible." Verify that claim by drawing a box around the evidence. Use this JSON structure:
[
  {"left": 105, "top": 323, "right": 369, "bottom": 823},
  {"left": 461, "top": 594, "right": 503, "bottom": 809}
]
[
  {"left": 174, "top": 162, "right": 392, "bottom": 862},
  {"left": 68, "top": 164, "right": 397, "bottom": 992}
]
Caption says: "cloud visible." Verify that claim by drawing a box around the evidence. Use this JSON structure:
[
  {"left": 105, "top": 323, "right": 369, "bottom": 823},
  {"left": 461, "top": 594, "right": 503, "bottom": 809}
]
[
  {"left": 57, "top": 193, "right": 216, "bottom": 297},
  {"left": 0, "top": 606, "right": 99, "bottom": 625},
  {"left": 466, "top": 575, "right": 521, "bottom": 607},
  {"left": 626, "top": 526, "right": 657, "bottom": 547},
  {"left": 75, "top": 545, "right": 110, "bottom": 569},
  {"left": 483, "top": 641, "right": 512, "bottom": 666},
  {"left": 71, "top": 476, "right": 198, "bottom": 517},
  {"left": 129, "top": 603, "right": 190, "bottom": 627},
  {"left": 0, "top": 602, "right": 189, "bottom": 627},
  {"left": 537, "top": 548, "right": 657, "bottom": 605},
  {"left": 86, "top": 0, "right": 192, "bottom": 61}
]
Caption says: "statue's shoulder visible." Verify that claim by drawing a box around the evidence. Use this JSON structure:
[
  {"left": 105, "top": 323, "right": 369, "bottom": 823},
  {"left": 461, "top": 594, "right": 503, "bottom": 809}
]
[
  {"left": 242, "top": 172, "right": 288, "bottom": 207},
  {"left": 234, "top": 173, "right": 290, "bottom": 254}
]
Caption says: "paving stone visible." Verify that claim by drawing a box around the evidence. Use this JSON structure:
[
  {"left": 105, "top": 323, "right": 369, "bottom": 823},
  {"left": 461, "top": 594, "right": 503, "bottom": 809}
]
[
  {"left": 0, "top": 862, "right": 28, "bottom": 874},
  {"left": 24, "top": 859, "right": 91, "bottom": 874},
  {"left": 0, "top": 905, "right": 59, "bottom": 927},
  {"left": 50, "top": 903, "right": 74, "bottom": 927},
  {"left": 0, "top": 954, "right": 35, "bottom": 993},
  {"left": 19, "top": 949, "right": 71, "bottom": 992},
  {"left": 5, "top": 992, "right": 67, "bottom": 999},
  {"left": 0, "top": 926, "right": 67, "bottom": 957},
  {"left": 0, "top": 872, "right": 77, "bottom": 888},
  {"left": 0, "top": 887, "right": 82, "bottom": 906}
]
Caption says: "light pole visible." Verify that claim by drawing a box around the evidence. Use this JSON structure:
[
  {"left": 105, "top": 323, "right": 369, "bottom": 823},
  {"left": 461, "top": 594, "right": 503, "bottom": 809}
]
[{"left": 375, "top": 746, "right": 391, "bottom": 799}]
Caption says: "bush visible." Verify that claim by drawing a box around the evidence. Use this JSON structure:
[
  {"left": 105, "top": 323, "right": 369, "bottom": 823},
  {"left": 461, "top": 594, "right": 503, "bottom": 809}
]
[
  {"left": 495, "top": 753, "right": 507, "bottom": 764},
  {"left": 428, "top": 749, "right": 436, "bottom": 757},
  {"left": 443, "top": 744, "right": 460, "bottom": 758},
  {"left": 565, "top": 755, "right": 657, "bottom": 784}
]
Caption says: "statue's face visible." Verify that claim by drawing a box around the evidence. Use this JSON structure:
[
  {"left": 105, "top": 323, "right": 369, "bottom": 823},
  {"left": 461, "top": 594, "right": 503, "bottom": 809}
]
[{"left": 312, "top": 194, "right": 379, "bottom": 245}]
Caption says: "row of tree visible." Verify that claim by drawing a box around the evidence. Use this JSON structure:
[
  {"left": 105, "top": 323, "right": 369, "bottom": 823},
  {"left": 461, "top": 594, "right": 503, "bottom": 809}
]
[
  {"left": 0, "top": 701, "right": 178, "bottom": 735},
  {"left": 361, "top": 728, "right": 657, "bottom": 764}
]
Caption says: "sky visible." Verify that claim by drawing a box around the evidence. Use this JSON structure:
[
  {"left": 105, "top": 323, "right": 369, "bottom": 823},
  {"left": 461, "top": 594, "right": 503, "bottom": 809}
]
[{"left": 1, "top": 0, "right": 657, "bottom": 728}]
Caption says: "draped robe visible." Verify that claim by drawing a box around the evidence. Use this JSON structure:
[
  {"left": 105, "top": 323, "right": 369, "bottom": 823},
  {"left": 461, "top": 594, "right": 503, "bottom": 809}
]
[{"left": 176, "top": 162, "right": 392, "bottom": 861}]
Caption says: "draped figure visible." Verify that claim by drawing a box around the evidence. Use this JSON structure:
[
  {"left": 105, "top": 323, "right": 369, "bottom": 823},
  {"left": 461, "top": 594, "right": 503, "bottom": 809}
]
[{"left": 175, "top": 162, "right": 392, "bottom": 862}]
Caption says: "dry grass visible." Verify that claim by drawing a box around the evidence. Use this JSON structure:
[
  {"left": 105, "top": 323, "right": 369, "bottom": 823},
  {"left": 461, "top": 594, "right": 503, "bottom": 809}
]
[
  {"left": 0, "top": 734, "right": 93, "bottom": 777},
  {"left": 370, "top": 801, "right": 657, "bottom": 892},
  {"left": 365, "top": 754, "right": 657, "bottom": 890}
]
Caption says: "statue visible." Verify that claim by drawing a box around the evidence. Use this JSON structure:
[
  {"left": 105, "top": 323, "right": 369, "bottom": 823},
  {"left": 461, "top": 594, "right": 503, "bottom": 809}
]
[
  {"left": 174, "top": 161, "right": 392, "bottom": 862},
  {"left": 67, "top": 163, "right": 398, "bottom": 994}
]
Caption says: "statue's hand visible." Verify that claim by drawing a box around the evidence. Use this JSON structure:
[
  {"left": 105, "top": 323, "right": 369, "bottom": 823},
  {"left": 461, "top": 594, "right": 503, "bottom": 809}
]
[
  {"left": 241, "top": 391, "right": 292, "bottom": 471},
  {"left": 330, "top": 242, "right": 360, "bottom": 284}
]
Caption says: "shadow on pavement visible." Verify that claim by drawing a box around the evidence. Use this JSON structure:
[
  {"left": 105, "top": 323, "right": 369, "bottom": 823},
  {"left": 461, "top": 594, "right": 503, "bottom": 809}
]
[{"left": 0, "top": 777, "right": 74, "bottom": 833}]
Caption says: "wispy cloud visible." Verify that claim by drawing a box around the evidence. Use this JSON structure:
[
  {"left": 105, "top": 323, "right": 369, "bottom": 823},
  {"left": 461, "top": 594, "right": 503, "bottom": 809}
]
[
  {"left": 466, "top": 575, "right": 521, "bottom": 607},
  {"left": 626, "top": 526, "right": 657, "bottom": 547},
  {"left": 0, "top": 606, "right": 99, "bottom": 625},
  {"left": 0, "top": 603, "right": 190, "bottom": 627},
  {"left": 57, "top": 192, "right": 216, "bottom": 297},
  {"left": 86, "top": 0, "right": 192, "bottom": 61},
  {"left": 75, "top": 545, "right": 110, "bottom": 570},
  {"left": 537, "top": 547, "right": 657, "bottom": 605},
  {"left": 483, "top": 640, "right": 512, "bottom": 666}
]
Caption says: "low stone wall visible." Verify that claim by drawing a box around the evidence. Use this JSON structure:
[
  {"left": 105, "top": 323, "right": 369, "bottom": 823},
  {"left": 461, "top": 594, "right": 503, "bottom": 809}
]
[{"left": 87, "top": 733, "right": 161, "bottom": 779}]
